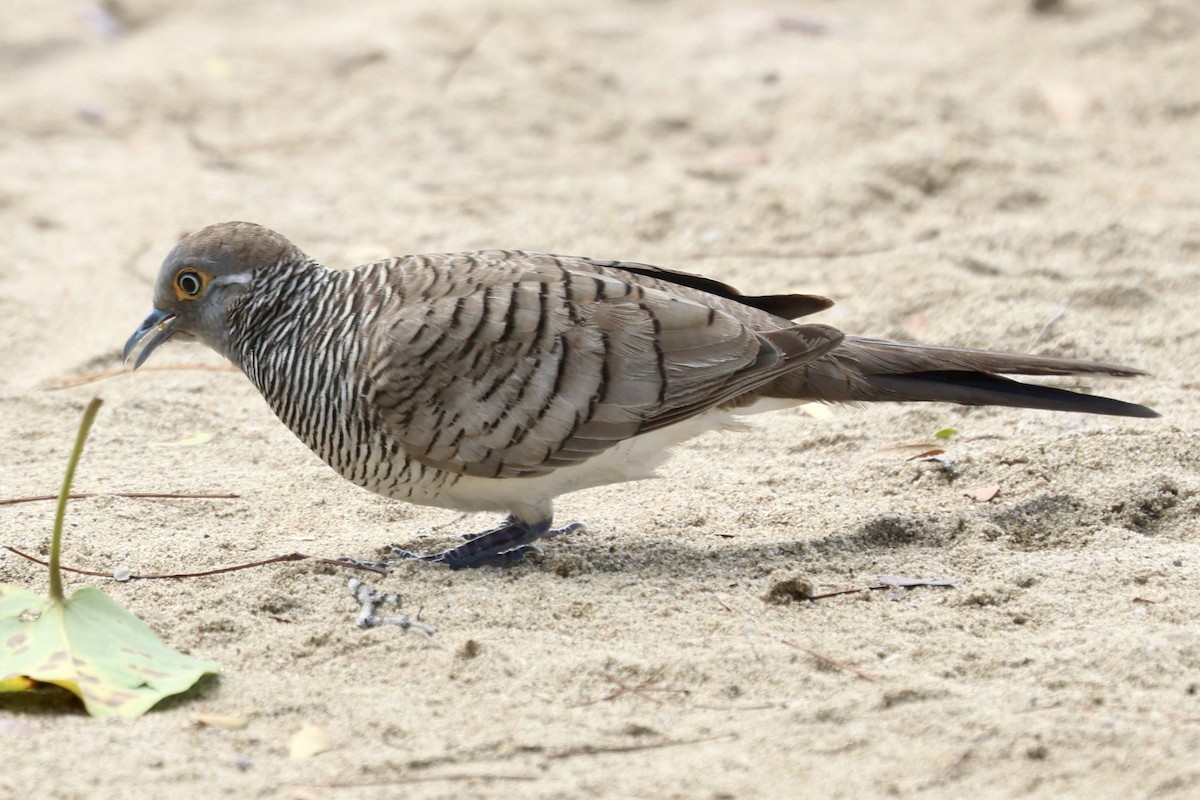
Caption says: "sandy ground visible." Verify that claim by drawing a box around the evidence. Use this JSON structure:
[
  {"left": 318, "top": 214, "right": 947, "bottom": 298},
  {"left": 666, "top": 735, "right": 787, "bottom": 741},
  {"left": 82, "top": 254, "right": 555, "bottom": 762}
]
[{"left": 1, "top": 0, "right": 1197, "bottom": 797}]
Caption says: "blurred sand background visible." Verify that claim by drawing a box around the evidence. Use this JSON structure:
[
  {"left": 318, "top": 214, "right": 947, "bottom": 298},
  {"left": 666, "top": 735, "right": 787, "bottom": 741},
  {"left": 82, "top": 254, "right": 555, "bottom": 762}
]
[{"left": 0, "top": 0, "right": 1197, "bottom": 797}]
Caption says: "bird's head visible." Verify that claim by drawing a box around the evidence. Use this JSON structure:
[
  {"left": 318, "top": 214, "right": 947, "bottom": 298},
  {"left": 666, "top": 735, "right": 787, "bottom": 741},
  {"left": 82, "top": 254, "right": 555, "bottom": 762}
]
[{"left": 123, "top": 221, "right": 301, "bottom": 368}]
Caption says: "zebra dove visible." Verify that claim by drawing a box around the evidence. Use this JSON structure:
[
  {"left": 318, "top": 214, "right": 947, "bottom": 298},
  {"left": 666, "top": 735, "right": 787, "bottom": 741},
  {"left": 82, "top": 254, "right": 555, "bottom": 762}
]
[{"left": 124, "top": 221, "right": 1157, "bottom": 568}]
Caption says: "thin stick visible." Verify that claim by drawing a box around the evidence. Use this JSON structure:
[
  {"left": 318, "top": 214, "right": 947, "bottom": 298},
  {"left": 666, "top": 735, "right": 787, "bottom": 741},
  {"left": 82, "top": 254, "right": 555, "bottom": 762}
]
[
  {"left": 805, "top": 586, "right": 875, "bottom": 600},
  {"left": 50, "top": 364, "right": 238, "bottom": 390},
  {"left": 547, "top": 733, "right": 735, "bottom": 761},
  {"left": 805, "top": 577, "right": 953, "bottom": 601},
  {"left": 3, "top": 547, "right": 387, "bottom": 579},
  {"left": 776, "top": 638, "right": 881, "bottom": 682},
  {"left": 0, "top": 492, "right": 240, "bottom": 507},
  {"left": 568, "top": 668, "right": 670, "bottom": 708}
]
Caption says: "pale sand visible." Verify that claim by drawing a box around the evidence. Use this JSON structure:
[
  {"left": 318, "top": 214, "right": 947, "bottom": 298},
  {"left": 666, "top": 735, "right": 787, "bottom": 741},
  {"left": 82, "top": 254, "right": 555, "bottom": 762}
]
[{"left": 1, "top": 1, "right": 1197, "bottom": 798}]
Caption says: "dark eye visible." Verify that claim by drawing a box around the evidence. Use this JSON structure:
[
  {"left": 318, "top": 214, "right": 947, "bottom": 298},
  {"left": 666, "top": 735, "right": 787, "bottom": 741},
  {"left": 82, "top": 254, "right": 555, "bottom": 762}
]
[{"left": 176, "top": 270, "right": 204, "bottom": 297}]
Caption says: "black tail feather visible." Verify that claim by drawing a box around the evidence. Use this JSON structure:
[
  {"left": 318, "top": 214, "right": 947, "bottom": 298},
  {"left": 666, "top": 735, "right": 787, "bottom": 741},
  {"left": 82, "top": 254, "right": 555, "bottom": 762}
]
[{"left": 863, "top": 370, "right": 1159, "bottom": 418}]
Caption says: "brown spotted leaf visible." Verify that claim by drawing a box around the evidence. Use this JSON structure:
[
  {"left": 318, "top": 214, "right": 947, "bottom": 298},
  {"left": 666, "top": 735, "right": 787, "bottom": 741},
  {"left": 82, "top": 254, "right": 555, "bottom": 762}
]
[{"left": 0, "top": 583, "right": 219, "bottom": 717}]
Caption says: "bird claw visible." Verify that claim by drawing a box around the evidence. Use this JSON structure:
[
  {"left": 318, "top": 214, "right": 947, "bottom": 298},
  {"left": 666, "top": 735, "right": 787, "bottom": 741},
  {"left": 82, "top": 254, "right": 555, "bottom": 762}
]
[
  {"left": 377, "top": 518, "right": 587, "bottom": 570},
  {"left": 439, "top": 544, "right": 542, "bottom": 569},
  {"left": 545, "top": 521, "right": 587, "bottom": 539}
]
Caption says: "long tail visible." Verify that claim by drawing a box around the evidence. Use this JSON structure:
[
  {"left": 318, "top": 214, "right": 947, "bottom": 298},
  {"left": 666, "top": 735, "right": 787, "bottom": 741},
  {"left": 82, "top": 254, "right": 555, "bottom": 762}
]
[{"left": 762, "top": 336, "right": 1158, "bottom": 418}]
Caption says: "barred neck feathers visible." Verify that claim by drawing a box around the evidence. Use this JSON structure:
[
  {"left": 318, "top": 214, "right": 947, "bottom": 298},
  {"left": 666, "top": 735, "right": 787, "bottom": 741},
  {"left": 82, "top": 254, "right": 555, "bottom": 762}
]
[{"left": 226, "top": 258, "right": 402, "bottom": 482}]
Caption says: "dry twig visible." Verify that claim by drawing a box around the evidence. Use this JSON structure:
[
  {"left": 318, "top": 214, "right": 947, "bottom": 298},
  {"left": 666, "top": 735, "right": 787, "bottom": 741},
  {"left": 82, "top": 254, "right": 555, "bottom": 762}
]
[
  {"left": 568, "top": 667, "right": 677, "bottom": 708},
  {"left": 3, "top": 546, "right": 386, "bottom": 579},
  {"left": 50, "top": 364, "right": 238, "bottom": 390},
  {"left": 0, "top": 491, "right": 239, "bottom": 507},
  {"left": 547, "top": 733, "right": 736, "bottom": 761},
  {"left": 776, "top": 638, "right": 882, "bottom": 683}
]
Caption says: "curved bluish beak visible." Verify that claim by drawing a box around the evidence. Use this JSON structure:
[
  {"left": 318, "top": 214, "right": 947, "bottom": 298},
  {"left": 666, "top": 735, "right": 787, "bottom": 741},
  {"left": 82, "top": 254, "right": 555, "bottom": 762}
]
[{"left": 123, "top": 308, "right": 178, "bottom": 369}]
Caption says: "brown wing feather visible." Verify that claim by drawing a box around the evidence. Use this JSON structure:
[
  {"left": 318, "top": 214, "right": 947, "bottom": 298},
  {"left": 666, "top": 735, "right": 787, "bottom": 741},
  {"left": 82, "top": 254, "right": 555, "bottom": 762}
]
[{"left": 365, "top": 253, "right": 841, "bottom": 479}]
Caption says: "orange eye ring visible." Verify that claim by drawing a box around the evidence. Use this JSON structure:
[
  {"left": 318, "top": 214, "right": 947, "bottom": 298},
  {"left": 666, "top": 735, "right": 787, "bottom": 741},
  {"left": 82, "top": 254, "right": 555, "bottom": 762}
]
[{"left": 173, "top": 268, "right": 211, "bottom": 300}]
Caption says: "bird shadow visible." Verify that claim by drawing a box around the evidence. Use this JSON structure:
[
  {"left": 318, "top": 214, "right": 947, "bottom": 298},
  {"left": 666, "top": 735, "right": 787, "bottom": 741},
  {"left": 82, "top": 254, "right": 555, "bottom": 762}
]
[{"left": 538, "top": 510, "right": 964, "bottom": 582}]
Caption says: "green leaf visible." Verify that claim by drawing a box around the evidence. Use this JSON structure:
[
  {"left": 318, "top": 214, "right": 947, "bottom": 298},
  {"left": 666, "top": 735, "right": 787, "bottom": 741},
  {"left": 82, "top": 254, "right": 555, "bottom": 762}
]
[
  {"left": 0, "top": 584, "right": 219, "bottom": 716},
  {"left": 934, "top": 427, "right": 958, "bottom": 440},
  {"left": 0, "top": 397, "right": 219, "bottom": 717}
]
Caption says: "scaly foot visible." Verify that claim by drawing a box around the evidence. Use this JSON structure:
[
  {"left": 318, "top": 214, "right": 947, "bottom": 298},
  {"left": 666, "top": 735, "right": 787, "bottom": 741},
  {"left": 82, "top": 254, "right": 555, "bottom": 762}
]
[{"left": 341, "top": 517, "right": 587, "bottom": 571}]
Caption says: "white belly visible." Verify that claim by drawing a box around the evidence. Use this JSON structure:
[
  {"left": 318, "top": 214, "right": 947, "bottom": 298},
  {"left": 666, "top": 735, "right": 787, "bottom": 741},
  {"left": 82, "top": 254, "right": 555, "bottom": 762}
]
[
  {"left": 366, "top": 397, "right": 802, "bottom": 522},
  {"left": 421, "top": 405, "right": 761, "bottom": 521}
]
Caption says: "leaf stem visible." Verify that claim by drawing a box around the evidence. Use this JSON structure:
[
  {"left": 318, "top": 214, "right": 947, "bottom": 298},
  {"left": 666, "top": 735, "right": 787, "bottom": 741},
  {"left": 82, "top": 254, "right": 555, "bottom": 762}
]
[{"left": 50, "top": 397, "right": 103, "bottom": 602}]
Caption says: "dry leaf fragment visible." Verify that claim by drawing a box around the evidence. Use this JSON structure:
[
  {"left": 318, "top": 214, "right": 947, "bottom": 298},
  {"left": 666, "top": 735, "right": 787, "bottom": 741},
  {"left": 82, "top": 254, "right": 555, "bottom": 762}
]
[
  {"left": 1132, "top": 593, "right": 1168, "bottom": 604},
  {"left": 289, "top": 723, "right": 332, "bottom": 760},
  {"left": 964, "top": 484, "right": 1000, "bottom": 502},
  {"left": 907, "top": 448, "right": 945, "bottom": 461},
  {"left": 1039, "top": 82, "right": 1096, "bottom": 128},
  {"left": 191, "top": 713, "right": 248, "bottom": 730}
]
